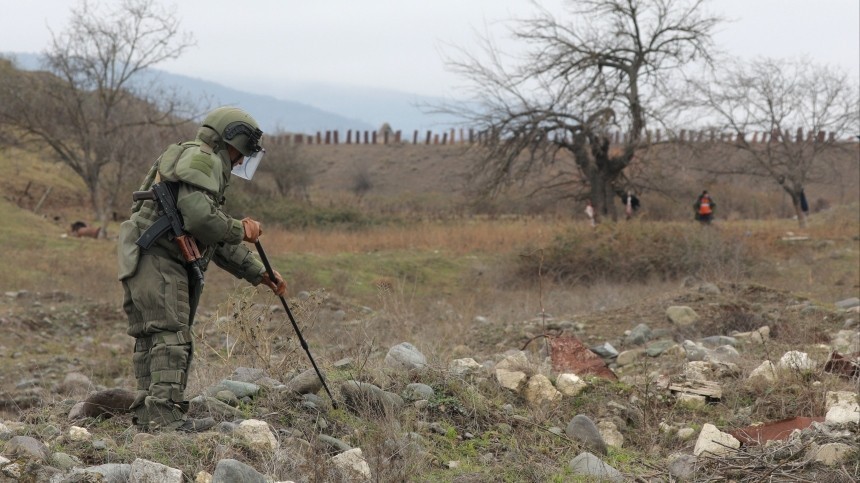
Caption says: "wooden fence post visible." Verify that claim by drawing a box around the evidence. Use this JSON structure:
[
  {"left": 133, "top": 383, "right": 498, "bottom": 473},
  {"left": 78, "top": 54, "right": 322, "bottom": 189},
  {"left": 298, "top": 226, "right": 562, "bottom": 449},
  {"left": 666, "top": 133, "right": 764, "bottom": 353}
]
[
  {"left": 346, "top": 130, "right": 352, "bottom": 144},
  {"left": 425, "top": 130, "right": 432, "bottom": 144},
  {"left": 433, "top": 134, "right": 439, "bottom": 144},
  {"left": 372, "top": 131, "right": 378, "bottom": 144},
  {"left": 316, "top": 132, "right": 322, "bottom": 144},
  {"left": 334, "top": 131, "right": 339, "bottom": 144},
  {"left": 325, "top": 131, "right": 331, "bottom": 144},
  {"left": 395, "top": 130, "right": 401, "bottom": 143},
  {"left": 383, "top": 130, "right": 389, "bottom": 144},
  {"left": 442, "top": 132, "right": 448, "bottom": 145},
  {"left": 364, "top": 131, "right": 369, "bottom": 144},
  {"left": 413, "top": 130, "right": 418, "bottom": 144}
]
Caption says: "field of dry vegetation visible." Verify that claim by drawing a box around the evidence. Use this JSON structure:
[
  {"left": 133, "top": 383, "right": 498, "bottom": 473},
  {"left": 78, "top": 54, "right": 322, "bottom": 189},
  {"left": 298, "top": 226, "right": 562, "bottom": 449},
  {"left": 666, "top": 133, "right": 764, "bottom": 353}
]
[{"left": 0, "top": 143, "right": 858, "bottom": 481}]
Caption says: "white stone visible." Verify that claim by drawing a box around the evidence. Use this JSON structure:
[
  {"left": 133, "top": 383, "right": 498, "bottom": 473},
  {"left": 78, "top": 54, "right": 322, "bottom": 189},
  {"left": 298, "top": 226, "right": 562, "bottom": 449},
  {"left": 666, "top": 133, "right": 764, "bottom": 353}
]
[
  {"left": 495, "top": 369, "right": 527, "bottom": 391},
  {"left": 684, "top": 361, "right": 711, "bottom": 381},
  {"left": 756, "top": 326, "right": 770, "bottom": 341},
  {"left": 496, "top": 351, "right": 530, "bottom": 371},
  {"left": 693, "top": 423, "right": 740, "bottom": 457},
  {"left": 777, "top": 351, "right": 815, "bottom": 371},
  {"left": 448, "top": 358, "right": 482, "bottom": 376},
  {"left": 236, "top": 419, "right": 279, "bottom": 452},
  {"left": 194, "top": 471, "right": 213, "bottom": 483},
  {"left": 556, "top": 373, "right": 588, "bottom": 397},
  {"left": 596, "top": 420, "right": 624, "bottom": 448},
  {"left": 824, "top": 390, "right": 860, "bottom": 425},
  {"left": 826, "top": 391, "right": 859, "bottom": 410},
  {"left": 748, "top": 361, "right": 776, "bottom": 382},
  {"left": 523, "top": 374, "right": 562, "bottom": 406},
  {"left": 129, "top": 458, "right": 182, "bottom": 483},
  {"left": 68, "top": 425, "right": 92, "bottom": 442},
  {"left": 666, "top": 306, "right": 700, "bottom": 326},
  {"left": 330, "top": 448, "right": 372, "bottom": 481},
  {"left": 813, "top": 443, "right": 853, "bottom": 465},
  {"left": 676, "top": 427, "right": 697, "bottom": 441},
  {"left": 825, "top": 404, "right": 860, "bottom": 425}
]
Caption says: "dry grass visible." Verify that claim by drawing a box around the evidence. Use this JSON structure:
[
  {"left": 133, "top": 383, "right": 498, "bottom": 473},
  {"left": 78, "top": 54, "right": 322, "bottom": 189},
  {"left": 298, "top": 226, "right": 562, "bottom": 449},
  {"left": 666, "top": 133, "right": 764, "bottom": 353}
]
[{"left": 264, "top": 217, "right": 567, "bottom": 256}]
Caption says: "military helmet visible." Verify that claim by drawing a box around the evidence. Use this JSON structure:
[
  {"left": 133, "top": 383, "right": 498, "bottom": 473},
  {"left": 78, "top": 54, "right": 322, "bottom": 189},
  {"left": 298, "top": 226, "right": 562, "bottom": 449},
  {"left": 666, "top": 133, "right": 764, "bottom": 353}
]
[{"left": 201, "top": 106, "right": 263, "bottom": 156}]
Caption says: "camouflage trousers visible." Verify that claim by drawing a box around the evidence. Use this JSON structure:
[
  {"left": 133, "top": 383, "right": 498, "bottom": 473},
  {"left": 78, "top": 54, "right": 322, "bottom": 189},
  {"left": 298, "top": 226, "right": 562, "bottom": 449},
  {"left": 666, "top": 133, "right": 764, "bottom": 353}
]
[{"left": 121, "top": 251, "right": 202, "bottom": 430}]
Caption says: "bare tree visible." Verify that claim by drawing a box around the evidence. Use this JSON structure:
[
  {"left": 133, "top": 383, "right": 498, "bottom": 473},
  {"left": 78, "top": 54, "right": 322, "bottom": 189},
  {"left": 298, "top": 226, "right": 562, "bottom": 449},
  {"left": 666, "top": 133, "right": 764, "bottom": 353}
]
[
  {"left": 257, "top": 134, "right": 314, "bottom": 201},
  {"left": 688, "top": 57, "right": 859, "bottom": 227},
  {"left": 0, "top": 0, "right": 193, "bottom": 232},
  {"left": 442, "top": 0, "right": 721, "bottom": 221}
]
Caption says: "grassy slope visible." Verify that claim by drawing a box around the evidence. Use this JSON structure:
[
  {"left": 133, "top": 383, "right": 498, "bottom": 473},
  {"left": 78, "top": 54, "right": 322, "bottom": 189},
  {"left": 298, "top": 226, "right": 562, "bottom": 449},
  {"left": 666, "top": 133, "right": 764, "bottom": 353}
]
[{"left": 1, "top": 146, "right": 858, "bottom": 481}]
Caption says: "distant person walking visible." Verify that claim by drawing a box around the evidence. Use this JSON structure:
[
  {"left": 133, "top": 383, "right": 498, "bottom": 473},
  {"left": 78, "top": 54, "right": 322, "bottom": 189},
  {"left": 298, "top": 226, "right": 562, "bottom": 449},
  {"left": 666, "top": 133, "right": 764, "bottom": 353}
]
[
  {"left": 618, "top": 190, "right": 640, "bottom": 220},
  {"left": 694, "top": 190, "right": 715, "bottom": 224},
  {"left": 585, "top": 200, "right": 596, "bottom": 227}
]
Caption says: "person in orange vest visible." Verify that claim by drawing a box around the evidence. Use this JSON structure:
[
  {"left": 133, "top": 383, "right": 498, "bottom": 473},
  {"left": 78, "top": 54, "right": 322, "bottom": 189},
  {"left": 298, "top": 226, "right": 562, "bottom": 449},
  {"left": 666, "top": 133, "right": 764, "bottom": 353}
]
[{"left": 694, "top": 190, "right": 715, "bottom": 224}]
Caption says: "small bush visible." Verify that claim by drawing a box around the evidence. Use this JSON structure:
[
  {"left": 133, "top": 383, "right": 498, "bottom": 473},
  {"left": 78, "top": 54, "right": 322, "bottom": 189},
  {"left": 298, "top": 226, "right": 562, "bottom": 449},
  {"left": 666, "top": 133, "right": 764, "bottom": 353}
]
[{"left": 518, "top": 223, "right": 753, "bottom": 284}]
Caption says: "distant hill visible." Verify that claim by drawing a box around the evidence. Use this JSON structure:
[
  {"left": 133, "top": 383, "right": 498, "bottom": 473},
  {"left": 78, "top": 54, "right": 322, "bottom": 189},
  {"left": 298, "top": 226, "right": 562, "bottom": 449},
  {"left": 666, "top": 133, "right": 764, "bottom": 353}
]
[{"left": 2, "top": 52, "right": 461, "bottom": 134}]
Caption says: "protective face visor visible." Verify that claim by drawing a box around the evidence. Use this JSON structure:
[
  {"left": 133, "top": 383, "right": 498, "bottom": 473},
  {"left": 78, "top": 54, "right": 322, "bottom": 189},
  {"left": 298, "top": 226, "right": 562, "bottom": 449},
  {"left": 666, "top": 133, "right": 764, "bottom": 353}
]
[
  {"left": 224, "top": 121, "right": 265, "bottom": 180},
  {"left": 231, "top": 148, "right": 266, "bottom": 180}
]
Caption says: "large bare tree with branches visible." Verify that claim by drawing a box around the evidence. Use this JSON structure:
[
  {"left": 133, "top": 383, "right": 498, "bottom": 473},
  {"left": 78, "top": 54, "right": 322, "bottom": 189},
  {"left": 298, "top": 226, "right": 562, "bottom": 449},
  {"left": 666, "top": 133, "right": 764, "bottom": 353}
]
[
  {"left": 687, "top": 57, "right": 859, "bottom": 228},
  {"left": 0, "top": 0, "right": 194, "bottom": 232},
  {"left": 444, "top": 0, "right": 721, "bottom": 221}
]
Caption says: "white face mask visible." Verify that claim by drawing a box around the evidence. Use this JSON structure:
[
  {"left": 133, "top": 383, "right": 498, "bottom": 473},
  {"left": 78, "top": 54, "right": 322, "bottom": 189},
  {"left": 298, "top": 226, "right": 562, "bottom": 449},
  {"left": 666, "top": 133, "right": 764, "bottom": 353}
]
[{"left": 231, "top": 148, "right": 266, "bottom": 180}]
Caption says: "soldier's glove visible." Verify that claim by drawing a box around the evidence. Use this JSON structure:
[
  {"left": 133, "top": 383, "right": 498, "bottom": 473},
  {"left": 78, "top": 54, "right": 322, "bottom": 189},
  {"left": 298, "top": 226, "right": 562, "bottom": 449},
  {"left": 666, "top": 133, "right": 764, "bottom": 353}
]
[
  {"left": 261, "top": 270, "right": 287, "bottom": 297},
  {"left": 241, "top": 217, "right": 262, "bottom": 243}
]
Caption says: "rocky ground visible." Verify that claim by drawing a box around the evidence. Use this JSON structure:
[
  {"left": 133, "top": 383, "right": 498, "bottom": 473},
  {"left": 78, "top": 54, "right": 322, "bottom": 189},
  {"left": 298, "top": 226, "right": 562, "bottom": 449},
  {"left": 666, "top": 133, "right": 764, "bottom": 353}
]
[{"left": 0, "top": 280, "right": 858, "bottom": 482}]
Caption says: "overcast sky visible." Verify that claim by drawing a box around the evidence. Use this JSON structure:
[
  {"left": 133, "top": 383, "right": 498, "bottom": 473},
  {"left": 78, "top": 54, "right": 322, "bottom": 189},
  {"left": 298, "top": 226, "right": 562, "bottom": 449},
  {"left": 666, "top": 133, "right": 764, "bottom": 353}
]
[{"left": 1, "top": 0, "right": 858, "bottom": 98}]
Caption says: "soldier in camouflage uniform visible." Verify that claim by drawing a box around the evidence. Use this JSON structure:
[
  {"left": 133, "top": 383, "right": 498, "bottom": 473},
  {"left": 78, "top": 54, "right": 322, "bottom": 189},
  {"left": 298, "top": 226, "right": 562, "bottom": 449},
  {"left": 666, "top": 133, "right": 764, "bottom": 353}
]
[{"left": 117, "top": 107, "right": 286, "bottom": 432}]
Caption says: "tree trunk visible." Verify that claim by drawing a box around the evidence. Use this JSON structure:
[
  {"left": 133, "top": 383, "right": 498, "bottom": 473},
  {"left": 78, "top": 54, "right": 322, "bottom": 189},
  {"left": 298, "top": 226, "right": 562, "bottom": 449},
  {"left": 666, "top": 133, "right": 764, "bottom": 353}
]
[
  {"left": 88, "top": 177, "right": 109, "bottom": 239},
  {"left": 589, "top": 172, "right": 619, "bottom": 223},
  {"left": 790, "top": 192, "right": 807, "bottom": 229}
]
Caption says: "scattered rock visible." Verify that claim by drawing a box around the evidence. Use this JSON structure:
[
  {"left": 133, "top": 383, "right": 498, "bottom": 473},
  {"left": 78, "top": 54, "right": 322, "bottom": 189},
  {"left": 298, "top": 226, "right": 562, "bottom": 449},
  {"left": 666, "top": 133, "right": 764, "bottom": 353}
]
[
  {"left": 212, "top": 459, "right": 267, "bottom": 483},
  {"left": 555, "top": 373, "right": 588, "bottom": 397},
  {"left": 236, "top": 419, "right": 278, "bottom": 452},
  {"left": 282, "top": 369, "right": 324, "bottom": 395},
  {"left": 330, "top": 447, "right": 372, "bottom": 481},
  {"left": 568, "top": 452, "right": 624, "bottom": 482},
  {"left": 448, "top": 358, "right": 482, "bottom": 376},
  {"left": 666, "top": 306, "right": 699, "bottom": 326},
  {"left": 384, "top": 342, "right": 427, "bottom": 372},
  {"left": 523, "top": 374, "right": 561, "bottom": 407},
  {"left": 777, "top": 351, "right": 815, "bottom": 371},
  {"left": 596, "top": 420, "right": 624, "bottom": 448},
  {"left": 835, "top": 297, "right": 860, "bottom": 310},
  {"left": 668, "top": 453, "right": 698, "bottom": 481},
  {"left": 565, "top": 414, "right": 607, "bottom": 456},
  {"left": 693, "top": 423, "right": 739, "bottom": 456},
  {"left": 129, "top": 457, "right": 183, "bottom": 483},
  {"left": 3, "top": 435, "right": 50, "bottom": 462},
  {"left": 811, "top": 442, "right": 853, "bottom": 465}
]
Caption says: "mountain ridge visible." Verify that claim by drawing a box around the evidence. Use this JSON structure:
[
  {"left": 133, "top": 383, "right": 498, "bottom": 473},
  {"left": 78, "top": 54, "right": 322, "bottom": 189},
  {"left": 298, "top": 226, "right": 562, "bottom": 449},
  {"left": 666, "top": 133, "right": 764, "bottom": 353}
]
[{"left": 2, "top": 51, "right": 460, "bottom": 134}]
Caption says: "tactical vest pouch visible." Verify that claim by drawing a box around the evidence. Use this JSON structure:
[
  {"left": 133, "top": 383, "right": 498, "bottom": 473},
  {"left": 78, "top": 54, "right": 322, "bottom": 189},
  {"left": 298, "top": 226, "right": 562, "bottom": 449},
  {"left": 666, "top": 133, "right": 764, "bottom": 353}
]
[{"left": 118, "top": 220, "right": 143, "bottom": 281}]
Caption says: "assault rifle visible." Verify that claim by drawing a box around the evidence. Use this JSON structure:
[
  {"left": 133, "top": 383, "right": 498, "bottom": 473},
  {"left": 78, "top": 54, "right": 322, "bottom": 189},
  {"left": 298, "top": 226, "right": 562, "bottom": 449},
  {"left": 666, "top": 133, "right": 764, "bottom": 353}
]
[{"left": 132, "top": 182, "right": 205, "bottom": 285}]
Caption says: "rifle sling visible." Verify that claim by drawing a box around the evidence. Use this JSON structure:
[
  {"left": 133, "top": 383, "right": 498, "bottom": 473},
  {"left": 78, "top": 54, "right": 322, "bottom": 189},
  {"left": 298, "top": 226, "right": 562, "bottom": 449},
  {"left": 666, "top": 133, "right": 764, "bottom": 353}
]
[{"left": 135, "top": 216, "right": 172, "bottom": 249}]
